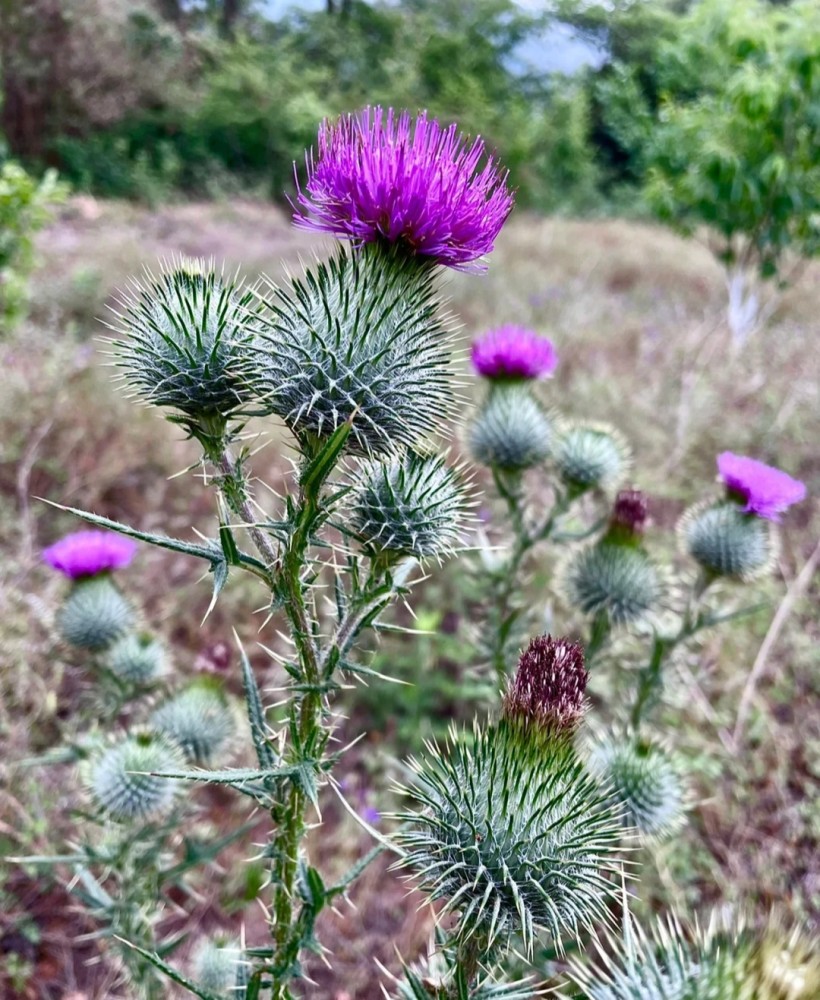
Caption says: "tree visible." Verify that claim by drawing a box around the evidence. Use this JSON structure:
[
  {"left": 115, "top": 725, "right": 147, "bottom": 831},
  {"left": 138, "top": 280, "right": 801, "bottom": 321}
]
[{"left": 644, "top": 0, "right": 820, "bottom": 343}]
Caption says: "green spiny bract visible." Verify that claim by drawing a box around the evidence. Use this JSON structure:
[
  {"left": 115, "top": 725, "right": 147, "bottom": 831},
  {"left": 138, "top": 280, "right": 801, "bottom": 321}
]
[
  {"left": 568, "top": 912, "right": 820, "bottom": 1000},
  {"left": 468, "top": 385, "right": 551, "bottom": 471},
  {"left": 587, "top": 733, "right": 685, "bottom": 842},
  {"left": 249, "top": 246, "right": 455, "bottom": 455},
  {"left": 559, "top": 541, "right": 662, "bottom": 628},
  {"left": 192, "top": 937, "right": 248, "bottom": 997},
  {"left": 109, "top": 259, "right": 261, "bottom": 454},
  {"left": 553, "top": 422, "right": 630, "bottom": 495},
  {"left": 350, "top": 450, "right": 472, "bottom": 561},
  {"left": 151, "top": 681, "right": 234, "bottom": 765},
  {"left": 394, "top": 721, "right": 621, "bottom": 955},
  {"left": 104, "top": 632, "right": 168, "bottom": 684},
  {"left": 90, "top": 732, "right": 183, "bottom": 823},
  {"left": 58, "top": 576, "right": 135, "bottom": 651},
  {"left": 679, "top": 500, "right": 775, "bottom": 581}
]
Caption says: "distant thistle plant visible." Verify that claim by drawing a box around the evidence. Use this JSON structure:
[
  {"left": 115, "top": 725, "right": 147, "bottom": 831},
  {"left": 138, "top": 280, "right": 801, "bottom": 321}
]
[
  {"left": 568, "top": 909, "right": 820, "bottom": 1000},
  {"left": 251, "top": 247, "right": 455, "bottom": 454},
  {"left": 151, "top": 681, "right": 234, "bottom": 765},
  {"left": 470, "top": 326, "right": 558, "bottom": 382},
  {"left": 553, "top": 422, "right": 630, "bottom": 496},
  {"left": 469, "top": 385, "right": 552, "bottom": 471},
  {"left": 90, "top": 732, "right": 183, "bottom": 823},
  {"left": 294, "top": 107, "right": 514, "bottom": 269},
  {"left": 396, "top": 636, "right": 621, "bottom": 957},
  {"left": 105, "top": 632, "right": 168, "bottom": 684},
  {"left": 587, "top": 732, "right": 686, "bottom": 842},
  {"left": 679, "top": 500, "right": 776, "bottom": 581},
  {"left": 57, "top": 576, "right": 135, "bottom": 651},
  {"left": 109, "top": 259, "right": 261, "bottom": 456},
  {"left": 192, "top": 937, "right": 248, "bottom": 997},
  {"left": 350, "top": 450, "right": 472, "bottom": 562}
]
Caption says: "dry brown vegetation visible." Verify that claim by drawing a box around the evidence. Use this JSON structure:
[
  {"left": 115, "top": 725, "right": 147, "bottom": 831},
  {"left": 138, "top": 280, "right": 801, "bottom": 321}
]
[{"left": 1, "top": 198, "right": 818, "bottom": 998}]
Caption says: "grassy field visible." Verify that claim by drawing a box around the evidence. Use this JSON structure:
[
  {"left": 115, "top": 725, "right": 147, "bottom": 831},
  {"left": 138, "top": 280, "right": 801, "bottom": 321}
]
[{"left": 1, "top": 197, "right": 818, "bottom": 998}]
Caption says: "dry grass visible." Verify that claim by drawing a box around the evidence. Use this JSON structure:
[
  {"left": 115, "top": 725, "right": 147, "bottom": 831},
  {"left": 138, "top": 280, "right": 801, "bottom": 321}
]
[{"left": 1, "top": 197, "right": 817, "bottom": 997}]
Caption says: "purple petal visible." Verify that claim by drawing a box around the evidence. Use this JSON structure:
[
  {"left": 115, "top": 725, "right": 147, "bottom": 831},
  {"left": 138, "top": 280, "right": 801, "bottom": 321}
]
[
  {"left": 717, "top": 452, "right": 807, "bottom": 522},
  {"left": 42, "top": 530, "right": 138, "bottom": 579},
  {"left": 471, "top": 326, "right": 557, "bottom": 380}
]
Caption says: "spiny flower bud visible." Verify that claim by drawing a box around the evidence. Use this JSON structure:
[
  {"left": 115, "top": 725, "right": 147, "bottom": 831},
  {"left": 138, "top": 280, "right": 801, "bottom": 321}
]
[
  {"left": 553, "top": 422, "right": 630, "bottom": 495},
  {"left": 249, "top": 246, "right": 455, "bottom": 455},
  {"left": 90, "top": 732, "right": 183, "bottom": 823},
  {"left": 558, "top": 541, "right": 662, "bottom": 628},
  {"left": 151, "top": 680, "right": 234, "bottom": 765},
  {"left": 503, "top": 634, "right": 588, "bottom": 738},
  {"left": 588, "top": 733, "right": 685, "bottom": 842},
  {"left": 678, "top": 500, "right": 776, "bottom": 581},
  {"left": 192, "top": 937, "right": 248, "bottom": 997},
  {"left": 109, "top": 259, "right": 261, "bottom": 454},
  {"left": 104, "top": 632, "right": 168, "bottom": 684},
  {"left": 468, "top": 385, "right": 551, "bottom": 471},
  {"left": 350, "top": 450, "right": 472, "bottom": 562},
  {"left": 395, "top": 721, "right": 621, "bottom": 954},
  {"left": 57, "top": 577, "right": 135, "bottom": 651},
  {"left": 608, "top": 489, "right": 649, "bottom": 539}
]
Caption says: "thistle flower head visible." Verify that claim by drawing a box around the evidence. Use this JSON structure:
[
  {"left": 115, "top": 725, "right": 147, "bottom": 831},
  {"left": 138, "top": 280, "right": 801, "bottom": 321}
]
[
  {"left": 104, "top": 632, "right": 168, "bottom": 684},
  {"left": 43, "top": 530, "right": 137, "bottom": 579},
  {"left": 717, "top": 452, "right": 806, "bottom": 522},
  {"left": 679, "top": 499, "right": 776, "bottom": 581},
  {"left": 294, "top": 107, "right": 514, "bottom": 270},
  {"left": 109, "top": 259, "right": 261, "bottom": 453},
  {"left": 587, "top": 732, "right": 686, "bottom": 842},
  {"left": 57, "top": 576, "right": 135, "bottom": 651},
  {"left": 559, "top": 541, "right": 663, "bottom": 629},
  {"left": 553, "top": 422, "right": 630, "bottom": 495},
  {"left": 470, "top": 326, "right": 557, "bottom": 381},
  {"left": 350, "top": 450, "right": 472, "bottom": 562},
  {"left": 90, "top": 731, "right": 182, "bottom": 823},
  {"left": 468, "top": 385, "right": 552, "bottom": 471},
  {"left": 249, "top": 246, "right": 455, "bottom": 455},
  {"left": 502, "top": 634, "right": 588, "bottom": 738},
  {"left": 395, "top": 722, "right": 621, "bottom": 954},
  {"left": 192, "top": 937, "right": 248, "bottom": 997},
  {"left": 609, "top": 489, "right": 649, "bottom": 538},
  {"left": 151, "top": 680, "right": 235, "bottom": 765}
]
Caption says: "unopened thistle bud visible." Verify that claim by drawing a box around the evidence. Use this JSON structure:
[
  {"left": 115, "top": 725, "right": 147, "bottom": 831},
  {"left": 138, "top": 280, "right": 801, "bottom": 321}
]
[
  {"left": 468, "top": 385, "right": 551, "bottom": 471},
  {"left": 553, "top": 422, "right": 630, "bottom": 495},
  {"left": 558, "top": 540, "right": 662, "bottom": 629},
  {"left": 57, "top": 577, "right": 135, "bottom": 651},
  {"left": 104, "top": 632, "right": 168, "bottom": 684},
  {"left": 90, "top": 732, "right": 183, "bottom": 823},
  {"left": 350, "top": 450, "right": 471, "bottom": 562},
  {"left": 151, "top": 680, "right": 235, "bottom": 765},
  {"left": 588, "top": 732, "right": 685, "bottom": 842},
  {"left": 502, "top": 634, "right": 588, "bottom": 740},
  {"left": 678, "top": 500, "right": 776, "bottom": 581},
  {"left": 192, "top": 937, "right": 248, "bottom": 997},
  {"left": 395, "top": 637, "right": 619, "bottom": 954},
  {"left": 606, "top": 489, "right": 649, "bottom": 542},
  {"left": 250, "top": 246, "right": 455, "bottom": 455},
  {"left": 109, "top": 259, "right": 261, "bottom": 457}
]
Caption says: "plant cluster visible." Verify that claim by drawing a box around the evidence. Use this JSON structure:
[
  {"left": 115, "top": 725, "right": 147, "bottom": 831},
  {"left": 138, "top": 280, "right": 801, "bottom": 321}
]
[{"left": 17, "top": 105, "right": 815, "bottom": 998}]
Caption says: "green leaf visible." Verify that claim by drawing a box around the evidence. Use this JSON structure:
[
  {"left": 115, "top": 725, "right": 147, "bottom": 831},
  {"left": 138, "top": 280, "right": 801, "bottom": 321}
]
[
  {"left": 299, "top": 421, "right": 352, "bottom": 496},
  {"left": 236, "top": 633, "right": 277, "bottom": 770},
  {"left": 113, "top": 939, "right": 224, "bottom": 1000}
]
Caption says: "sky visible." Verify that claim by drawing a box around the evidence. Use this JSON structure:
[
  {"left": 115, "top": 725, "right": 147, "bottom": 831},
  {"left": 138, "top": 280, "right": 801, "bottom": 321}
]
[{"left": 258, "top": 0, "right": 606, "bottom": 75}]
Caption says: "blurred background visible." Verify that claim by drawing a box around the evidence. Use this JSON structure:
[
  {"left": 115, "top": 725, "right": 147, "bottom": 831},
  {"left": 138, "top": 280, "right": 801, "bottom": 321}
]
[{"left": 1, "top": 1, "right": 818, "bottom": 998}]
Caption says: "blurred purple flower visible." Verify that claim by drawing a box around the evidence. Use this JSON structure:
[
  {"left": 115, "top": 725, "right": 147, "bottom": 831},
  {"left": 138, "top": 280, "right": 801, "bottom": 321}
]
[
  {"left": 294, "top": 107, "right": 514, "bottom": 269},
  {"left": 503, "top": 634, "right": 588, "bottom": 735},
  {"left": 717, "top": 452, "right": 806, "bottom": 522},
  {"left": 471, "top": 326, "right": 557, "bottom": 381},
  {"left": 43, "top": 530, "right": 138, "bottom": 579},
  {"left": 361, "top": 805, "right": 380, "bottom": 826}
]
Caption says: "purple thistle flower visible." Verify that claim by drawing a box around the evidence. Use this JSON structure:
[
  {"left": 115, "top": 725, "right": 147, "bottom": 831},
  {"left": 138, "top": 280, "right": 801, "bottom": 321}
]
[
  {"left": 608, "top": 488, "right": 649, "bottom": 539},
  {"left": 503, "top": 634, "right": 588, "bottom": 736},
  {"left": 43, "top": 530, "right": 138, "bottom": 579},
  {"left": 361, "top": 805, "right": 381, "bottom": 826},
  {"left": 294, "top": 107, "right": 514, "bottom": 270},
  {"left": 470, "top": 325, "right": 558, "bottom": 381},
  {"left": 717, "top": 452, "right": 807, "bottom": 522}
]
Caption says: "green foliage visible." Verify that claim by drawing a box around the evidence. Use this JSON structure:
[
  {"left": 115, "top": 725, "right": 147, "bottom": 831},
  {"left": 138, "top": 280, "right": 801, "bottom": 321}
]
[
  {"left": 643, "top": 0, "right": 820, "bottom": 280},
  {"left": 57, "top": 576, "right": 135, "bottom": 651},
  {"left": 0, "top": 161, "right": 66, "bottom": 330}
]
